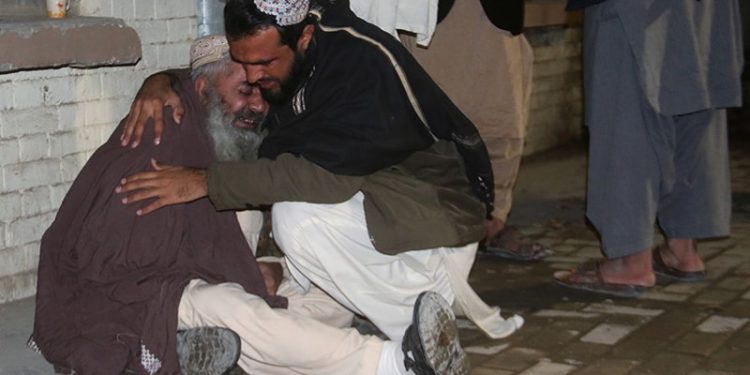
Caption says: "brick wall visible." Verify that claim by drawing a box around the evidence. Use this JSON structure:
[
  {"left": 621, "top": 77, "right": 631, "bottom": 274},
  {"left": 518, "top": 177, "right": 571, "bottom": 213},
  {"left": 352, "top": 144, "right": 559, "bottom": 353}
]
[
  {"left": 0, "top": 0, "right": 197, "bottom": 303},
  {"left": 525, "top": 26, "right": 584, "bottom": 156}
]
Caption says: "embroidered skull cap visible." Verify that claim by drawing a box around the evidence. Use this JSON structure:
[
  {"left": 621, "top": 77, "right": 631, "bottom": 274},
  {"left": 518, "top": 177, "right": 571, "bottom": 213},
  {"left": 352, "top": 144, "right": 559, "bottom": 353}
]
[
  {"left": 254, "top": 0, "right": 311, "bottom": 26},
  {"left": 190, "top": 35, "right": 230, "bottom": 69}
]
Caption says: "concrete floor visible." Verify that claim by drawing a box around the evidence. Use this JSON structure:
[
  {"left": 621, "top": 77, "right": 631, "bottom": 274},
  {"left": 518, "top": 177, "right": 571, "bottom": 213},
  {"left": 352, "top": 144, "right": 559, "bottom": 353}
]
[{"left": 1, "top": 132, "right": 749, "bottom": 374}]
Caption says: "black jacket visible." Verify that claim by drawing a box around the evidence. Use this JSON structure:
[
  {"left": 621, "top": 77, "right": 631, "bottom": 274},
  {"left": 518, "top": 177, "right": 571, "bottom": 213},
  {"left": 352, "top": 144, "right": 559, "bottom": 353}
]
[
  {"left": 439, "top": 0, "right": 525, "bottom": 35},
  {"left": 259, "top": 5, "right": 495, "bottom": 216},
  {"left": 566, "top": 0, "right": 609, "bottom": 11}
]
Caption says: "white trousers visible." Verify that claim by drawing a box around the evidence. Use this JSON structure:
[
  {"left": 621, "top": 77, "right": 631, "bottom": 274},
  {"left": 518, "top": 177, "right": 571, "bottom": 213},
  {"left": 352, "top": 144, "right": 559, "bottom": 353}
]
[
  {"left": 273, "top": 192, "right": 523, "bottom": 341},
  {"left": 177, "top": 273, "right": 383, "bottom": 375}
]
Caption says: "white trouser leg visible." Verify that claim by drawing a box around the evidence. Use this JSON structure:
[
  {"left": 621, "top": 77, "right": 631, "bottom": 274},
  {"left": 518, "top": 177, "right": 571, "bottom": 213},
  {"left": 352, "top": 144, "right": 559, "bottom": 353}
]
[
  {"left": 235, "top": 210, "right": 264, "bottom": 255},
  {"left": 272, "top": 192, "right": 478, "bottom": 341},
  {"left": 177, "top": 279, "right": 383, "bottom": 375}
]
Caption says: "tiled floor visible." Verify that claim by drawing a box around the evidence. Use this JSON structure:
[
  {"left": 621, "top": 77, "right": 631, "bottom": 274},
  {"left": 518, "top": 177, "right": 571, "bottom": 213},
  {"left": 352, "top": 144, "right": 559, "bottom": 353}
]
[{"left": 462, "top": 133, "right": 750, "bottom": 375}]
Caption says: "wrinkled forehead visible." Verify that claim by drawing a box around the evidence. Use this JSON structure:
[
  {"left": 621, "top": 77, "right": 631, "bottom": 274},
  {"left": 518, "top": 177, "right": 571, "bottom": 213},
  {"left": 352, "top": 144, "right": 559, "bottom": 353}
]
[
  {"left": 208, "top": 61, "right": 268, "bottom": 114},
  {"left": 198, "top": 60, "right": 247, "bottom": 101}
]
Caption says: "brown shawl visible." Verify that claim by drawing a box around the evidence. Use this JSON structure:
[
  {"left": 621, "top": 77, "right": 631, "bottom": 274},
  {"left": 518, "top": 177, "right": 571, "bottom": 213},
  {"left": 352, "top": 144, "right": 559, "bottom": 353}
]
[{"left": 32, "top": 78, "right": 286, "bottom": 375}]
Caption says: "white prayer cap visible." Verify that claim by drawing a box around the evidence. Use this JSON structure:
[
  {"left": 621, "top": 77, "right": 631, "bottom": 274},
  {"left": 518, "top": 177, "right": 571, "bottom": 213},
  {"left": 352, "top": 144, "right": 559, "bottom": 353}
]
[
  {"left": 190, "top": 35, "right": 230, "bottom": 69},
  {"left": 254, "top": 0, "right": 311, "bottom": 26}
]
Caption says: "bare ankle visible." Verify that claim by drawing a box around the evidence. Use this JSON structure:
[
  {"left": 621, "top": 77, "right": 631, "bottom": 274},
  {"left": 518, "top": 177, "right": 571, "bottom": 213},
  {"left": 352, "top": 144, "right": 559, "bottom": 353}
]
[
  {"left": 599, "top": 251, "right": 655, "bottom": 286},
  {"left": 485, "top": 217, "right": 505, "bottom": 239},
  {"left": 666, "top": 238, "right": 696, "bottom": 254},
  {"left": 661, "top": 238, "right": 704, "bottom": 271}
]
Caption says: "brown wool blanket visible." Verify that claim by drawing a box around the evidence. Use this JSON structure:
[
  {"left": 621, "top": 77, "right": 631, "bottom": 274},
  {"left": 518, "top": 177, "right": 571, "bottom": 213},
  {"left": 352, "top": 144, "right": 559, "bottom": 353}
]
[{"left": 32, "top": 79, "right": 286, "bottom": 375}]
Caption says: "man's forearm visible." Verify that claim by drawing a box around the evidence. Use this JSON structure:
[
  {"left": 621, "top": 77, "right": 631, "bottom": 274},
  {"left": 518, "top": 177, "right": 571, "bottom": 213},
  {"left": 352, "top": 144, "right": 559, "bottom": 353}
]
[{"left": 207, "top": 154, "right": 365, "bottom": 210}]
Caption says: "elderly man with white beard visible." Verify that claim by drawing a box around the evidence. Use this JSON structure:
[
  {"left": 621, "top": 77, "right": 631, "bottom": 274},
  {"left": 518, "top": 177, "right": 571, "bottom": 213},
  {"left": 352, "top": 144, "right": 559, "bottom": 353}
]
[{"left": 30, "top": 34, "right": 279, "bottom": 375}]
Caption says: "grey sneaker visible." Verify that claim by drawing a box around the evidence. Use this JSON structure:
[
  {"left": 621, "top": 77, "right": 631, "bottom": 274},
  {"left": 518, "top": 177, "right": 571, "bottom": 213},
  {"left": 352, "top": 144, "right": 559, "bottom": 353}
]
[
  {"left": 401, "top": 291, "right": 469, "bottom": 375},
  {"left": 176, "top": 327, "right": 241, "bottom": 375}
]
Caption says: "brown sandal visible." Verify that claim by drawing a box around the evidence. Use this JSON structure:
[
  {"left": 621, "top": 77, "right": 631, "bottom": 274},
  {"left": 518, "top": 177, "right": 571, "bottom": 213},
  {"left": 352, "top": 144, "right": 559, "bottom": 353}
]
[
  {"left": 553, "top": 260, "right": 647, "bottom": 298},
  {"left": 482, "top": 226, "right": 552, "bottom": 261},
  {"left": 652, "top": 248, "right": 706, "bottom": 283}
]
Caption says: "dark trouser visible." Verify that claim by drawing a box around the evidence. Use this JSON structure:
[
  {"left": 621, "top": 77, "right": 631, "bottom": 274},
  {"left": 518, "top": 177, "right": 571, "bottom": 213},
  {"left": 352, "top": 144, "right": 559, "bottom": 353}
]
[{"left": 583, "top": 1, "right": 732, "bottom": 258}]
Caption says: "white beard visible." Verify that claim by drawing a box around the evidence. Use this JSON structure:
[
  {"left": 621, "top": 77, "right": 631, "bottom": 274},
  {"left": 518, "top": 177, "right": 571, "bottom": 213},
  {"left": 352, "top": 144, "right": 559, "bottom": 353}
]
[{"left": 205, "top": 94, "right": 267, "bottom": 162}]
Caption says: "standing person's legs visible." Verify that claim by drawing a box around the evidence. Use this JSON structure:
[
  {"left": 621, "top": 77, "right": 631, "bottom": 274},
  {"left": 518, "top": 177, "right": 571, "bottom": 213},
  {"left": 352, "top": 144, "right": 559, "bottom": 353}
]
[
  {"left": 655, "top": 109, "right": 731, "bottom": 274},
  {"left": 555, "top": 1, "right": 662, "bottom": 295},
  {"left": 479, "top": 35, "right": 552, "bottom": 261},
  {"left": 480, "top": 34, "right": 533, "bottom": 223},
  {"left": 657, "top": 109, "right": 731, "bottom": 239},
  {"left": 271, "top": 193, "right": 476, "bottom": 341},
  {"left": 177, "top": 279, "right": 383, "bottom": 375},
  {"left": 582, "top": 1, "right": 662, "bottom": 259},
  {"left": 402, "top": 1, "right": 545, "bottom": 260}
]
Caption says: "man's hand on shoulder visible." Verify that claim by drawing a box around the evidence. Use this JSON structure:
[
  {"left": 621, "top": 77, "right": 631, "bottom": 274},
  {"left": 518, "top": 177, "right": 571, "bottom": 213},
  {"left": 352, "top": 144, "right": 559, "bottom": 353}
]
[
  {"left": 116, "top": 158, "right": 207, "bottom": 215},
  {"left": 121, "top": 72, "right": 185, "bottom": 148}
]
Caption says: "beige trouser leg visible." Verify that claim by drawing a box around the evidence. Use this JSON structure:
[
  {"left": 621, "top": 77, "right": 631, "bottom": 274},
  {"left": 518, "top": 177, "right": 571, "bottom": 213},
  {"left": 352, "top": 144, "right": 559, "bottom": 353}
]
[
  {"left": 274, "top": 271, "right": 357, "bottom": 330},
  {"left": 402, "top": 0, "right": 534, "bottom": 220},
  {"left": 177, "top": 279, "right": 383, "bottom": 375}
]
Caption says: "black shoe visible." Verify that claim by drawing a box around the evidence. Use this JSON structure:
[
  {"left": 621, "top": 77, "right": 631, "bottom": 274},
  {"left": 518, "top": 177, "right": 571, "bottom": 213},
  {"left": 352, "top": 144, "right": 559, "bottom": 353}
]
[
  {"left": 401, "top": 292, "right": 469, "bottom": 375},
  {"left": 176, "top": 327, "right": 241, "bottom": 375}
]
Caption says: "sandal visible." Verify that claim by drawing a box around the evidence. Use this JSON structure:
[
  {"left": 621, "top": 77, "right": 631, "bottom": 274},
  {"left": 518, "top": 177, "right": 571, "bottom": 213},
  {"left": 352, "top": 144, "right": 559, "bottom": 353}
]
[
  {"left": 553, "top": 260, "right": 648, "bottom": 298},
  {"left": 652, "top": 248, "right": 706, "bottom": 283},
  {"left": 482, "top": 226, "right": 552, "bottom": 261}
]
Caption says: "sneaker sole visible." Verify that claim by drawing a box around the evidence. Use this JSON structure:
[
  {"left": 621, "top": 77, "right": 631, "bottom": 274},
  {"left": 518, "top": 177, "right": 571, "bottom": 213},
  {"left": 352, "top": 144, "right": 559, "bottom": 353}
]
[
  {"left": 176, "top": 327, "right": 241, "bottom": 375},
  {"left": 416, "top": 292, "right": 469, "bottom": 375}
]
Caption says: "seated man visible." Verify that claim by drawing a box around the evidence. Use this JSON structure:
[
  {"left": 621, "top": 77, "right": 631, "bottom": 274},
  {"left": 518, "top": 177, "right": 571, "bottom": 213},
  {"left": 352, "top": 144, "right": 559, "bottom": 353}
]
[{"left": 32, "top": 35, "right": 459, "bottom": 375}]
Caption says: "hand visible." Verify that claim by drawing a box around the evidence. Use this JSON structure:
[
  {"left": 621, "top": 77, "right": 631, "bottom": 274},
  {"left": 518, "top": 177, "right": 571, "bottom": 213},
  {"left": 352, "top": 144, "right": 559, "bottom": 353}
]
[
  {"left": 258, "top": 261, "right": 283, "bottom": 295},
  {"left": 116, "top": 159, "right": 208, "bottom": 215},
  {"left": 121, "top": 73, "right": 184, "bottom": 148}
]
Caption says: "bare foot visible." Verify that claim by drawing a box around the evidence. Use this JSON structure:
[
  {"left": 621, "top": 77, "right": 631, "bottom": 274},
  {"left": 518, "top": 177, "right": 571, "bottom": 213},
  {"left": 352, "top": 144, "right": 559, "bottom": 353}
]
[
  {"left": 483, "top": 220, "right": 552, "bottom": 261},
  {"left": 657, "top": 238, "right": 705, "bottom": 273},
  {"left": 485, "top": 216, "right": 505, "bottom": 240},
  {"left": 553, "top": 257, "right": 652, "bottom": 298},
  {"left": 597, "top": 250, "right": 656, "bottom": 287}
]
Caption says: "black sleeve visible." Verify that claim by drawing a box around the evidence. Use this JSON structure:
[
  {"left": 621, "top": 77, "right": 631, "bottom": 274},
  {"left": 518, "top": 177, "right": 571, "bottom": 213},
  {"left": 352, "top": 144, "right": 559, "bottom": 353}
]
[{"left": 399, "top": 50, "right": 496, "bottom": 217}]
